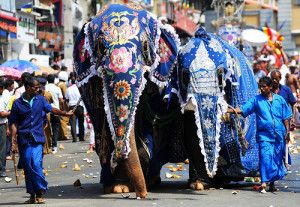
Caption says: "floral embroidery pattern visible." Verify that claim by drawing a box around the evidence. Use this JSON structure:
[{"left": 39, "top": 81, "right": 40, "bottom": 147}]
[
  {"left": 203, "top": 118, "right": 213, "bottom": 129},
  {"left": 109, "top": 47, "right": 133, "bottom": 73},
  {"left": 79, "top": 39, "right": 88, "bottom": 63},
  {"left": 74, "top": 4, "right": 178, "bottom": 161},
  {"left": 202, "top": 96, "right": 214, "bottom": 110},
  {"left": 116, "top": 104, "right": 129, "bottom": 122},
  {"left": 83, "top": 4, "right": 160, "bottom": 161},
  {"left": 158, "top": 38, "right": 172, "bottom": 63},
  {"left": 117, "top": 125, "right": 126, "bottom": 137},
  {"left": 114, "top": 80, "right": 131, "bottom": 100}
]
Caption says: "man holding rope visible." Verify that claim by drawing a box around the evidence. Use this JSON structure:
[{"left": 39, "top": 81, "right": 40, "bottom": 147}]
[
  {"left": 227, "top": 76, "right": 292, "bottom": 193},
  {"left": 10, "top": 76, "right": 73, "bottom": 204}
]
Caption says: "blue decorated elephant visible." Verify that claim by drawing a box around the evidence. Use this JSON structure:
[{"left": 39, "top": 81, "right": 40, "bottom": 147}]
[
  {"left": 177, "top": 27, "right": 259, "bottom": 189},
  {"left": 73, "top": 3, "right": 182, "bottom": 198}
]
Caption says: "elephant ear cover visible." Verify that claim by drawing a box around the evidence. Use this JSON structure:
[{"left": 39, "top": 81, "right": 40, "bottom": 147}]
[
  {"left": 149, "top": 23, "right": 181, "bottom": 88},
  {"left": 73, "top": 22, "right": 98, "bottom": 85}
]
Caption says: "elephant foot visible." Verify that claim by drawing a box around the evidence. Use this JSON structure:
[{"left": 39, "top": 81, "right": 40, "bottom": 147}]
[
  {"left": 189, "top": 180, "right": 205, "bottom": 191},
  {"left": 103, "top": 184, "right": 133, "bottom": 194},
  {"left": 112, "top": 184, "right": 133, "bottom": 193}
]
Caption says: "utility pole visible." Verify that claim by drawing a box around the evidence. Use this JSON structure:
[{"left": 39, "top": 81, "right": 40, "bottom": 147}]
[{"left": 63, "top": 0, "right": 73, "bottom": 59}]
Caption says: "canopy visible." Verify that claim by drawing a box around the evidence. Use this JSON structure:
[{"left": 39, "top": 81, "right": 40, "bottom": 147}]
[{"left": 241, "top": 29, "right": 268, "bottom": 47}]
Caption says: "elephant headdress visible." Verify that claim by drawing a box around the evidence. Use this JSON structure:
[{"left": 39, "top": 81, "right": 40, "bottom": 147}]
[
  {"left": 177, "top": 27, "right": 258, "bottom": 177},
  {"left": 73, "top": 3, "right": 180, "bottom": 164}
]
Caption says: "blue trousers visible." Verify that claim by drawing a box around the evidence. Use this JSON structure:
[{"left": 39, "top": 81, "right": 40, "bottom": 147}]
[
  {"left": 19, "top": 143, "right": 48, "bottom": 194},
  {"left": 259, "top": 141, "right": 288, "bottom": 183}
]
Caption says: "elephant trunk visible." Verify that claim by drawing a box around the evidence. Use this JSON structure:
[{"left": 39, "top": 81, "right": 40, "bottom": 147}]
[{"left": 125, "top": 127, "right": 148, "bottom": 199}]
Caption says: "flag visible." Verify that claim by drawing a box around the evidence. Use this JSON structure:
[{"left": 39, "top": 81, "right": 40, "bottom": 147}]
[{"left": 21, "top": 3, "right": 32, "bottom": 13}]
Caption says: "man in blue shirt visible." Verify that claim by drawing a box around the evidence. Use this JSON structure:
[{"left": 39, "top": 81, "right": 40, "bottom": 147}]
[
  {"left": 270, "top": 70, "right": 296, "bottom": 107},
  {"left": 227, "top": 76, "right": 292, "bottom": 193},
  {"left": 10, "top": 76, "right": 72, "bottom": 204},
  {"left": 270, "top": 70, "right": 296, "bottom": 128}
]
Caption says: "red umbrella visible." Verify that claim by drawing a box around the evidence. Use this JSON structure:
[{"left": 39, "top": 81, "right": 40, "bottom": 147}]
[{"left": 0, "top": 66, "right": 22, "bottom": 79}]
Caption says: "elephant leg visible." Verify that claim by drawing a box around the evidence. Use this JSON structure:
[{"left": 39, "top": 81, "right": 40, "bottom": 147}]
[
  {"left": 109, "top": 161, "right": 134, "bottom": 193},
  {"left": 183, "top": 111, "right": 211, "bottom": 190},
  {"left": 124, "top": 126, "right": 148, "bottom": 198}
]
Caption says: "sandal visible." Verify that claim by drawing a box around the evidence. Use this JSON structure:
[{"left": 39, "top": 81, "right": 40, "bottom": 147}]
[
  {"left": 35, "top": 197, "right": 46, "bottom": 204},
  {"left": 268, "top": 187, "right": 279, "bottom": 192},
  {"left": 24, "top": 198, "right": 36, "bottom": 204}
]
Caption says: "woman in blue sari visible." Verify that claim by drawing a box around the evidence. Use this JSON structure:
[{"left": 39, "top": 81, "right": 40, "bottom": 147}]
[{"left": 227, "top": 76, "right": 292, "bottom": 193}]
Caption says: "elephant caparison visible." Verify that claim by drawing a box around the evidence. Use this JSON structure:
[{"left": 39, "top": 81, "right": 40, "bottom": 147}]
[{"left": 73, "top": 3, "right": 181, "bottom": 199}]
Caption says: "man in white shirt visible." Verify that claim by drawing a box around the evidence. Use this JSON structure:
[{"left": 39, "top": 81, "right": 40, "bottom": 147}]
[
  {"left": 0, "top": 81, "right": 10, "bottom": 177},
  {"left": 65, "top": 72, "right": 84, "bottom": 142},
  {"left": 45, "top": 74, "right": 63, "bottom": 153}
]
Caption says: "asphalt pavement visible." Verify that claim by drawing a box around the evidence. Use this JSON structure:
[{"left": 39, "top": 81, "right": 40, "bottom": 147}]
[{"left": 0, "top": 130, "right": 300, "bottom": 207}]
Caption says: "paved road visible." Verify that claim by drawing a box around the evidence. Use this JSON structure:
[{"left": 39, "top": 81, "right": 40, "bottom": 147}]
[{"left": 1, "top": 134, "right": 300, "bottom": 207}]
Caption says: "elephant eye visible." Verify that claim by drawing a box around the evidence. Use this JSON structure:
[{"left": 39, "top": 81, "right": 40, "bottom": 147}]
[
  {"left": 217, "top": 67, "right": 224, "bottom": 92},
  {"left": 95, "top": 34, "right": 107, "bottom": 59}
]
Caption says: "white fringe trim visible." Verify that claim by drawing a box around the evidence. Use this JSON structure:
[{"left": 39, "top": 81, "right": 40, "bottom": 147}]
[
  {"left": 76, "top": 65, "right": 100, "bottom": 87},
  {"left": 84, "top": 22, "right": 95, "bottom": 63}
]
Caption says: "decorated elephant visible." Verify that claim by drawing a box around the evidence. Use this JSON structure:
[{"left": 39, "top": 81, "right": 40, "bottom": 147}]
[
  {"left": 73, "top": 3, "right": 183, "bottom": 198},
  {"left": 177, "top": 27, "right": 259, "bottom": 189}
]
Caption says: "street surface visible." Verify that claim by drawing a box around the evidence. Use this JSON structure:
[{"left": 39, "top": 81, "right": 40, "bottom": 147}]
[{"left": 1, "top": 130, "right": 300, "bottom": 207}]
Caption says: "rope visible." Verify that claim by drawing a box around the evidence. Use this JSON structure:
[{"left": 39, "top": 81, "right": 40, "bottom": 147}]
[{"left": 227, "top": 104, "right": 249, "bottom": 156}]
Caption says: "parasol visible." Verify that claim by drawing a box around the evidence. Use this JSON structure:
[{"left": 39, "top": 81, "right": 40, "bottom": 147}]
[
  {"left": 0, "top": 66, "right": 22, "bottom": 79},
  {"left": 241, "top": 29, "right": 268, "bottom": 47},
  {"left": 1, "top": 59, "right": 40, "bottom": 73}
]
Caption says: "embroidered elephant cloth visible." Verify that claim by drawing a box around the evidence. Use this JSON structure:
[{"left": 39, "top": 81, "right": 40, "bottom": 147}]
[
  {"left": 73, "top": 3, "right": 179, "bottom": 161},
  {"left": 178, "top": 27, "right": 228, "bottom": 177},
  {"left": 178, "top": 27, "right": 259, "bottom": 177},
  {"left": 213, "top": 34, "right": 259, "bottom": 177}
]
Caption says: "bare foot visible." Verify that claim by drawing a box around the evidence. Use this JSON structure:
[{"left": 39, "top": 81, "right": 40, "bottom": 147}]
[{"left": 260, "top": 183, "right": 267, "bottom": 193}]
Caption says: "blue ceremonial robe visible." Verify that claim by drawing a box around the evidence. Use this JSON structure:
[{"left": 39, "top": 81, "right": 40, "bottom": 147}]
[{"left": 241, "top": 93, "right": 292, "bottom": 183}]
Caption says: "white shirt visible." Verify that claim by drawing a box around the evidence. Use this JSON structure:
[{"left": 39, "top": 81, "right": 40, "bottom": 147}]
[
  {"left": 279, "top": 64, "right": 290, "bottom": 85},
  {"left": 0, "top": 95, "right": 8, "bottom": 124},
  {"left": 14, "top": 86, "right": 25, "bottom": 99},
  {"left": 45, "top": 83, "right": 63, "bottom": 109},
  {"left": 2, "top": 89, "right": 12, "bottom": 109},
  {"left": 65, "top": 84, "right": 82, "bottom": 106}
]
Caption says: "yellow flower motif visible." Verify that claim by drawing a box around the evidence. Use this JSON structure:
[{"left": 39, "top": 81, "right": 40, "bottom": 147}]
[
  {"left": 114, "top": 80, "right": 131, "bottom": 100},
  {"left": 117, "top": 125, "right": 126, "bottom": 137}
]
